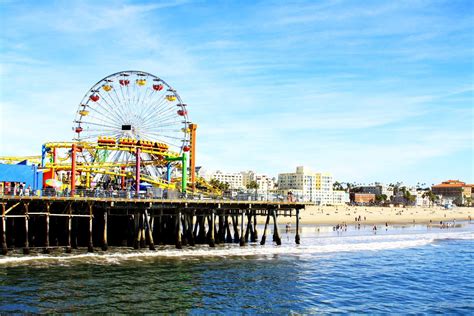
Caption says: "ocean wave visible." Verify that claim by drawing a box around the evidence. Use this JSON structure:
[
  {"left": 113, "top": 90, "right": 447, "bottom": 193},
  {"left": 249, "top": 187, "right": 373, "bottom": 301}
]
[{"left": 0, "top": 231, "right": 472, "bottom": 267}]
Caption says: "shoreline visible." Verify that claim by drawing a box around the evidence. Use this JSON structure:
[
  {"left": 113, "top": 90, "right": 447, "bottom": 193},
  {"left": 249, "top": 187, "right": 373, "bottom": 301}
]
[{"left": 295, "top": 205, "right": 473, "bottom": 226}]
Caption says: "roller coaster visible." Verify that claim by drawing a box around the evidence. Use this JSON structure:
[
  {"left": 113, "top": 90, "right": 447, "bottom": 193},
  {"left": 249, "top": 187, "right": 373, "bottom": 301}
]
[{"left": 0, "top": 71, "right": 220, "bottom": 196}]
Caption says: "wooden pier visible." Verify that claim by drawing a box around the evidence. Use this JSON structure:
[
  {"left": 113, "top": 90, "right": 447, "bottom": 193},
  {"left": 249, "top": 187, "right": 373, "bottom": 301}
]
[{"left": 1, "top": 196, "right": 307, "bottom": 255}]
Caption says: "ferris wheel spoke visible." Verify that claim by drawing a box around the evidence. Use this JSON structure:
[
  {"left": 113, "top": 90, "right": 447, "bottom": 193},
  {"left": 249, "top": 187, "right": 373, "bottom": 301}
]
[
  {"left": 101, "top": 88, "right": 130, "bottom": 123},
  {"left": 135, "top": 77, "right": 151, "bottom": 112},
  {"left": 89, "top": 87, "right": 125, "bottom": 122},
  {"left": 143, "top": 92, "right": 168, "bottom": 115},
  {"left": 137, "top": 88, "right": 159, "bottom": 120},
  {"left": 154, "top": 94, "right": 175, "bottom": 114},
  {"left": 122, "top": 83, "right": 132, "bottom": 118},
  {"left": 143, "top": 118, "right": 180, "bottom": 133},
  {"left": 76, "top": 120, "right": 120, "bottom": 130},
  {"left": 141, "top": 131, "right": 185, "bottom": 144},
  {"left": 141, "top": 108, "right": 169, "bottom": 130},
  {"left": 82, "top": 101, "right": 121, "bottom": 123},
  {"left": 140, "top": 120, "right": 181, "bottom": 134},
  {"left": 89, "top": 100, "right": 125, "bottom": 126},
  {"left": 141, "top": 106, "right": 179, "bottom": 127},
  {"left": 150, "top": 104, "right": 178, "bottom": 122},
  {"left": 80, "top": 113, "right": 121, "bottom": 128},
  {"left": 140, "top": 94, "right": 169, "bottom": 122},
  {"left": 147, "top": 120, "right": 186, "bottom": 129},
  {"left": 157, "top": 111, "right": 182, "bottom": 123},
  {"left": 95, "top": 92, "right": 128, "bottom": 123}
]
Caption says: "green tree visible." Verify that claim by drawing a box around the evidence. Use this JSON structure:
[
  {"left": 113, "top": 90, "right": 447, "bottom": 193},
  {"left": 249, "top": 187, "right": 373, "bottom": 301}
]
[
  {"left": 402, "top": 189, "right": 416, "bottom": 206},
  {"left": 218, "top": 181, "right": 230, "bottom": 192},
  {"left": 246, "top": 180, "right": 259, "bottom": 199},
  {"left": 422, "top": 190, "right": 438, "bottom": 207},
  {"left": 465, "top": 196, "right": 472, "bottom": 207},
  {"left": 333, "top": 181, "right": 344, "bottom": 191},
  {"left": 375, "top": 194, "right": 388, "bottom": 205}
]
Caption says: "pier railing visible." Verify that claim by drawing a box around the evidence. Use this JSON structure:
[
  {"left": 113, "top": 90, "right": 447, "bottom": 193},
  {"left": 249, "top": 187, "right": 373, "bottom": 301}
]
[{"left": 1, "top": 189, "right": 293, "bottom": 202}]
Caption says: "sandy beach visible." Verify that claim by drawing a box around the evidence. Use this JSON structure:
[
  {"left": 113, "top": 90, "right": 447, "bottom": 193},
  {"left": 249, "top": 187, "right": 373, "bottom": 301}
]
[{"left": 297, "top": 205, "right": 473, "bottom": 225}]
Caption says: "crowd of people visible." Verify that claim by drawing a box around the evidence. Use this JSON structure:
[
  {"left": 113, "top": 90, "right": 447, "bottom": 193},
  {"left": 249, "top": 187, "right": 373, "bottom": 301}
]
[{"left": 3, "top": 182, "right": 33, "bottom": 196}]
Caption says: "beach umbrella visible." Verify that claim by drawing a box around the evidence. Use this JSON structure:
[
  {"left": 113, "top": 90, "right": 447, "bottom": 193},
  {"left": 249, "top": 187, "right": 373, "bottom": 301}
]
[{"left": 45, "top": 179, "right": 62, "bottom": 188}]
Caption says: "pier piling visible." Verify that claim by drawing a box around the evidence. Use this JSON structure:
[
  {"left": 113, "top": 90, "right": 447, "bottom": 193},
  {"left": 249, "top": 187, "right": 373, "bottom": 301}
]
[
  {"left": 144, "top": 209, "right": 155, "bottom": 250},
  {"left": 272, "top": 210, "right": 282, "bottom": 246},
  {"left": 176, "top": 212, "right": 182, "bottom": 249},
  {"left": 23, "top": 203, "right": 29, "bottom": 255},
  {"left": 239, "top": 212, "right": 245, "bottom": 246},
  {"left": 232, "top": 215, "right": 239, "bottom": 243},
  {"left": 2, "top": 203, "right": 7, "bottom": 255},
  {"left": 252, "top": 212, "right": 258, "bottom": 242},
  {"left": 102, "top": 210, "right": 108, "bottom": 251},
  {"left": 88, "top": 203, "right": 94, "bottom": 252},
  {"left": 260, "top": 213, "right": 271, "bottom": 245},
  {"left": 295, "top": 209, "right": 300, "bottom": 244},
  {"left": 66, "top": 215, "right": 72, "bottom": 253},
  {"left": 225, "top": 216, "right": 233, "bottom": 243},
  {"left": 209, "top": 211, "right": 215, "bottom": 247},
  {"left": 133, "top": 213, "right": 140, "bottom": 249},
  {"left": 44, "top": 203, "right": 50, "bottom": 254},
  {"left": 140, "top": 212, "right": 146, "bottom": 249}
]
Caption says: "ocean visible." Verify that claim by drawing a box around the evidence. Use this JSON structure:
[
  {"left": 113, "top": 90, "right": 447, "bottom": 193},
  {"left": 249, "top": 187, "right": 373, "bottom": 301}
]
[{"left": 1, "top": 222, "right": 473, "bottom": 313}]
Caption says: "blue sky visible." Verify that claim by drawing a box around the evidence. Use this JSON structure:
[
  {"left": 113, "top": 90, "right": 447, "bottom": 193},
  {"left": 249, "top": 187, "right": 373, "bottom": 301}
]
[{"left": 0, "top": 0, "right": 473, "bottom": 185}]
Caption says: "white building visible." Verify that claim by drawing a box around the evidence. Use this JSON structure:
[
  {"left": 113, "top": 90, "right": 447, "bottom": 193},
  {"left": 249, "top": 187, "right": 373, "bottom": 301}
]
[
  {"left": 359, "top": 183, "right": 394, "bottom": 198},
  {"left": 206, "top": 170, "right": 276, "bottom": 194},
  {"left": 241, "top": 170, "right": 276, "bottom": 197},
  {"left": 208, "top": 170, "right": 244, "bottom": 190},
  {"left": 277, "top": 166, "right": 348, "bottom": 205},
  {"left": 332, "top": 190, "right": 350, "bottom": 205},
  {"left": 278, "top": 166, "right": 317, "bottom": 202}
]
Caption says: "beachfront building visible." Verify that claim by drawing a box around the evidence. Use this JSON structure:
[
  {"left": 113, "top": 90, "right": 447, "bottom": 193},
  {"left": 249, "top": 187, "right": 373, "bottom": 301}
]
[
  {"left": 278, "top": 166, "right": 316, "bottom": 202},
  {"left": 332, "top": 190, "right": 350, "bottom": 205},
  {"left": 432, "top": 180, "right": 473, "bottom": 206},
  {"left": 359, "top": 183, "right": 394, "bottom": 199},
  {"left": 240, "top": 170, "right": 276, "bottom": 197},
  {"left": 350, "top": 193, "right": 375, "bottom": 205},
  {"left": 390, "top": 186, "right": 418, "bottom": 205},
  {"left": 277, "top": 166, "right": 348, "bottom": 204},
  {"left": 207, "top": 170, "right": 244, "bottom": 190},
  {"left": 415, "top": 191, "right": 430, "bottom": 207}
]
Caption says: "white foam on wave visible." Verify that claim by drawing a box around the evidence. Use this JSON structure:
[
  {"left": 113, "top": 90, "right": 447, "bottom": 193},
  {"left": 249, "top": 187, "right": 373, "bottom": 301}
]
[{"left": 1, "top": 230, "right": 472, "bottom": 266}]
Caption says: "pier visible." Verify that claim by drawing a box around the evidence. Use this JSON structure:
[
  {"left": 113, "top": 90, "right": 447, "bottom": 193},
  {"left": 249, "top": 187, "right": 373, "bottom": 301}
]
[{"left": 1, "top": 195, "right": 307, "bottom": 255}]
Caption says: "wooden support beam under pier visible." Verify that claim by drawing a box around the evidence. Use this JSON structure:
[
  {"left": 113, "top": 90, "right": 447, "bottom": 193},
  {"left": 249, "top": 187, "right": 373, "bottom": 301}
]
[{"left": 0, "top": 196, "right": 307, "bottom": 254}]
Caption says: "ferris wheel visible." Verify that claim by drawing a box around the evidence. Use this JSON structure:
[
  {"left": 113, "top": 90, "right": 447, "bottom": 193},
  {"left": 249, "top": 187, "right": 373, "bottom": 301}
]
[{"left": 72, "top": 70, "right": 190, "bottom": 186}]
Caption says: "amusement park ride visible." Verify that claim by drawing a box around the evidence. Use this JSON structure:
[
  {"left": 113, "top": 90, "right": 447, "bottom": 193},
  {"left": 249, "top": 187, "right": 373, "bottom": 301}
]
[{"left": 2, "top": 70, "right": 216, "bottom": 196}]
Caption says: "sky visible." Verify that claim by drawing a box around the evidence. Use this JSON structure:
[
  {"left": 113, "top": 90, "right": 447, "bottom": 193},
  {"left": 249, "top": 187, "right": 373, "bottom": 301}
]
[{"left": 0, "top": 0, "right": 473, "bottom": 185}]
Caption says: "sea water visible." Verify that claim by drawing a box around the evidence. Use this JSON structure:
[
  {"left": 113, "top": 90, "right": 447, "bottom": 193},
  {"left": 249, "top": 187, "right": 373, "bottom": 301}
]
[{"left": 1, "top": 222, "right": 473, "bottom": 313}]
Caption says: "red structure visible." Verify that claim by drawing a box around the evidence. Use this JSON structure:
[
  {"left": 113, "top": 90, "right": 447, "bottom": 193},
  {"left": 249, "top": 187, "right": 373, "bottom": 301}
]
[
  {"left": 135, "top": 147, "right": 141, "bottom": 197},
  {"left": 71, "top": 144, "right": 77, "bottom": 194}
]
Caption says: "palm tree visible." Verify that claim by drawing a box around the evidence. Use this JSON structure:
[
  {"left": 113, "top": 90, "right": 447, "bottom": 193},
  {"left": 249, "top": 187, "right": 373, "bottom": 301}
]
[
  {"left": 246, "top": 180, "right": 259, "bottom": 200},
  {"left": 333, "top": 181, "right": 344, "bottom": 191},
  {"left": 422, "top": 190, "right": 438, "bottom": 207},
  {"left": 400, "top": 187, "right": 415, "bottom": 206}
]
